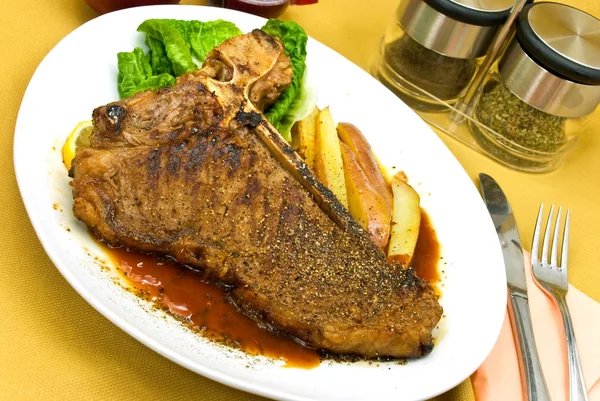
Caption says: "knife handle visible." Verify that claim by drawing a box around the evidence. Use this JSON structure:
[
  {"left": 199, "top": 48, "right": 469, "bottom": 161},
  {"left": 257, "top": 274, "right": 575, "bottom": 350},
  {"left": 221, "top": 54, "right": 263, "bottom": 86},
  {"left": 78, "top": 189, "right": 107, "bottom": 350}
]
[{"left": 508, "top": 292, "right": 551, "bottom": 401}]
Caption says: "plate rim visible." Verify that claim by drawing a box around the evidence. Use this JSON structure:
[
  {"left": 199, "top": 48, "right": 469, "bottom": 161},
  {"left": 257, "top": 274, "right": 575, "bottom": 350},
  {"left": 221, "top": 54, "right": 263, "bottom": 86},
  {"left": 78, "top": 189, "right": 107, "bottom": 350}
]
[{"left": 13, "top": 5, "right": 507, "bottom": 401}]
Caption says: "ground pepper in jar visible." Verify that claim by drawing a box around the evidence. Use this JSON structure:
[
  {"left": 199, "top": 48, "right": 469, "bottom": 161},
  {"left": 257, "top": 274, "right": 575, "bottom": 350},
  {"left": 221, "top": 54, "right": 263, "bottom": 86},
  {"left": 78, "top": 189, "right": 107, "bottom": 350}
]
[
  {"left": 374, "top": 0, "right": 515, "bottom": 110},
  {"left": 384, "top": 35, "right": 476, "bottom": 101},
  {"left": 475, "top": 82, "right": 566, "bottom": 153}
]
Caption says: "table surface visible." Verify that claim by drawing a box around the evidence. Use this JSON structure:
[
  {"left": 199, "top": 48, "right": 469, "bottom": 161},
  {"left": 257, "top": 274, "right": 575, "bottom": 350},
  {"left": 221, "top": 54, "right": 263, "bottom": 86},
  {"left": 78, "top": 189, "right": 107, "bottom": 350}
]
[{"left": 1, "top": 0, "right": 599, "bottom": 400}]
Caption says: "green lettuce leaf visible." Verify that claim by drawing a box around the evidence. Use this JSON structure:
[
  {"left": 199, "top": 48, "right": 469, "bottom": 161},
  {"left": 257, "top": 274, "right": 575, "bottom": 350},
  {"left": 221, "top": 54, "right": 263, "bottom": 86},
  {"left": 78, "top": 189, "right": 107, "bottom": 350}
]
[
  {"left": 276, "top": 69, "right": 316, "bottom": 138},
  {"left": 117, "top": 47, "right": 175, "bottom": 99},
  {"left": 146, "top": 37, "right": 174, "bottom": 76},
  {"left": 174, "top": 19, "right": 242, "bottom": 64},
  {"left": 137, "top": 20, "right": 196, "bottom": 76},
  {"left": 139, "top": 19, "right": 242, "bottom": 68},
  {"left": 261, "top": 19, "right": 309, "bottom": 141}
]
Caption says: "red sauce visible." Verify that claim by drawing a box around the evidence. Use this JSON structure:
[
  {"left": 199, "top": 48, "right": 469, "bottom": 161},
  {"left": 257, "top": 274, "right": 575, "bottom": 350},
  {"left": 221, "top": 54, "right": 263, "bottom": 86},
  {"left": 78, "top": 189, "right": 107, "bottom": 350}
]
[
  {"left": 207, "top": 0, "right": 290, "bottom": 18},
  {"left": 84, "top": 0, "right": 180, "bottom": 15},
  {"left": 104, "top": 210, "right": 440, "bottom": 368}
]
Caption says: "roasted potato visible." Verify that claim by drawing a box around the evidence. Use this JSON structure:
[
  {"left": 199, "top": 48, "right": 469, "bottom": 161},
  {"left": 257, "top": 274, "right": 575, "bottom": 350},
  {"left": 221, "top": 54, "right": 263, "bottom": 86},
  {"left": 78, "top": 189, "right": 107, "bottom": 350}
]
[
  {"left": 337, "top": 123, "right": 392, "bottom": 211},
  {"left": 387, "top": 176, "right": 421, "bottom": 267},
  {"left": 314, "top": 107, "right": 348, "bottom": 207},
  {"left": 291, "top": 106, "right": 319, "bottom": 170},
  {"left": 340, "top": 142, "right": 391, "bottom": 249}
]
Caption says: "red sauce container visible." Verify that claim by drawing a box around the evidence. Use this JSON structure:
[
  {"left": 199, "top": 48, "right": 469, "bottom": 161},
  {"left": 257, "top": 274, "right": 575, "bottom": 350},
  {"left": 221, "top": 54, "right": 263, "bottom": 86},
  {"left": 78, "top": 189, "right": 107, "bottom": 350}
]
[
  {"left": 84, "top": 0, "right": 181, "bottom": 15},
  {"left": 207, "top": 0, "right": 317, "bottom": 19}
]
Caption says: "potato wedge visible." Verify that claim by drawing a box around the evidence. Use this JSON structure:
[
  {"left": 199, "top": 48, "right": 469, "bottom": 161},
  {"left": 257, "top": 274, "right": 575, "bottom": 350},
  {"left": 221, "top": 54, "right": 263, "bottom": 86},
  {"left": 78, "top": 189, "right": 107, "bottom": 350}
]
[
  {"left": 291, "top": 106, "right": 319, "bottom": 169},
  {"left": 337, "top": 123, "right": 392, "bottom": 211},
  {"left": 340, "top": 142, "right": 391, "bottom": 249},
  {"left": 388, "top": 177, "right": 421, "bottom": 267},
  {"left": 314, "top": 107, "right": 348, "bottom": 207}
]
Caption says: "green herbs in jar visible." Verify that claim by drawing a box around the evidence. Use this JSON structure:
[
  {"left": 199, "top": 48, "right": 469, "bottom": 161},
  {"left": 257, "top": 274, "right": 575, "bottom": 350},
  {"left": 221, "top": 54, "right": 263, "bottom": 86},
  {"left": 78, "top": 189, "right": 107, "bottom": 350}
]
[{"left": 475, "top": 81, "right": 567, "bottom": 152}]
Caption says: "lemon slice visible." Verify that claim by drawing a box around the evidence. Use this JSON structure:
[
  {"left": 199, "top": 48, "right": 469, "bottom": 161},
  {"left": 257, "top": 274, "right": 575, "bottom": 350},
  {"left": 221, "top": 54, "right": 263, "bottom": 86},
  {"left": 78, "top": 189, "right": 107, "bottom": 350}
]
[{"left": 62, "top": 120, "right": 93, "bottom": 170}]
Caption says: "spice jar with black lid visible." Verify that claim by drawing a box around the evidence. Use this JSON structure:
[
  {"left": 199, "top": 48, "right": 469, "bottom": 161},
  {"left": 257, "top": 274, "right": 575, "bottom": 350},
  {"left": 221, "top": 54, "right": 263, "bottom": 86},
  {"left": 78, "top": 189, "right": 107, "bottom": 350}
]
[
  {"left": 373, "top": 0, "right": 516, "bottom": 111},
  {"left": 471, "top": 2, "right": 600, "bottom": 172}
]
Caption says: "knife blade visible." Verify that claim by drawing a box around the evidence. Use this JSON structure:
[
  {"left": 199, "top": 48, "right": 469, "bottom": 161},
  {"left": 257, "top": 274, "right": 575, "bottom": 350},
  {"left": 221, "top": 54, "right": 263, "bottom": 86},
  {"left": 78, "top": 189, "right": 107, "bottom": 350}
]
[
  {"left": 479, "top": 173, "right": 527, "bottom": 294},
  {"left": 479, "top": 173, "right": 550, "bottom": 401}
]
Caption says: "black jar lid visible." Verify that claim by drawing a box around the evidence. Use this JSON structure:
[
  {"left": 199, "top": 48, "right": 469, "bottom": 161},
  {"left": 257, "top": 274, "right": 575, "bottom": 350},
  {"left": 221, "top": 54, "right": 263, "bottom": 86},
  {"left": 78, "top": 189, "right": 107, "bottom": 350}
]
[
  {"left": 421, "top": 0, "right": 516, "bottom": 26},
  {"left": 516, "top": 2, "right": 600, "bottom": 85}
]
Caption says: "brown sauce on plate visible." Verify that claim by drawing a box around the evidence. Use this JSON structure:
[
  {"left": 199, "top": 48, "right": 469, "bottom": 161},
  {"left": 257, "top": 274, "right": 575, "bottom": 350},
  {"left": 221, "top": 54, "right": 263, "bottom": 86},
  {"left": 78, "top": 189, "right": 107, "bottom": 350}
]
[
  {"left": 109, "top": 247, "right": 320, "bottom": 368},
  {"left": 104, "top": 210, "right": 440, "bottom": 368},
  {"left": 412, "top": 211, "right": 440, "bottom": 284}
]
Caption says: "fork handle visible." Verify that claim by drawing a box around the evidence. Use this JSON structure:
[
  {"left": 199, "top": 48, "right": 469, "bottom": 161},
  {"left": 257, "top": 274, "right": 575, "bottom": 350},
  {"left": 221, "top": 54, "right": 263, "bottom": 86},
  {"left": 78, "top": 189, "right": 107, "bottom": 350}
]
[
  {"left": 509, "top": 292, "right": 551, "bottom": 401},
  {"left": 556, "top": 295, "right": 589, "bottom": 401}
]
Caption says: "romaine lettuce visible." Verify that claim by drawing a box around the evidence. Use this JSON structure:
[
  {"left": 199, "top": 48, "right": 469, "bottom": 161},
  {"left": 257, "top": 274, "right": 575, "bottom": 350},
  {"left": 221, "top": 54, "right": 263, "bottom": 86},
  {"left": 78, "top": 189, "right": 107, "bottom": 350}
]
[
  {"left": 146, "top": 37, "right": 174, "bottom": 76},
  {"left": 275, "top": 68, "right": 316, "bottom": 138},
  {"left": 140, "top": 19, "right": 242, "bottom": 66},
  {"left": 261, "top": 19, "right": 312, "bottom": 141},
  {"left": 183, "top": 20, "right": 243, "bottom": 64},
  {"left": 117, "top": 47, "right": 175, "bottom": 99},
  {"left": 137, "top": 20, "right": 196, "bottom": 76}
]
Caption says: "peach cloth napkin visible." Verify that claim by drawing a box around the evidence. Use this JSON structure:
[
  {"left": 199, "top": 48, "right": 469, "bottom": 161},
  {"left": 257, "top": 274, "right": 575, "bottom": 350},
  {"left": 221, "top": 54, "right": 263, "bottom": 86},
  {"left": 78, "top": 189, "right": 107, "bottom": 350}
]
[{"left": 472, "top": 252, "right": 600, "bottom": 401}]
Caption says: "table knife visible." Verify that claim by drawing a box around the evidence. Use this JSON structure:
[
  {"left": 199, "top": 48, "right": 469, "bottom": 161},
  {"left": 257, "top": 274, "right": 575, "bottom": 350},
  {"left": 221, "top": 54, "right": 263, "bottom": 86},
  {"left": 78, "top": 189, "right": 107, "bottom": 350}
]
[{"left": 479, "top": 173, "right": 551, "bottom": 401}]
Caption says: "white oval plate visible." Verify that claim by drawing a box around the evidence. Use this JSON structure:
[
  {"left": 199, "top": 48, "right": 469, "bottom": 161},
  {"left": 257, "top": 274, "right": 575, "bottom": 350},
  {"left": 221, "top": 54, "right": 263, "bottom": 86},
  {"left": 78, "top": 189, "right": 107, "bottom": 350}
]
[{"left": 14, "top": 5, "right": 506, "bottom": 401}]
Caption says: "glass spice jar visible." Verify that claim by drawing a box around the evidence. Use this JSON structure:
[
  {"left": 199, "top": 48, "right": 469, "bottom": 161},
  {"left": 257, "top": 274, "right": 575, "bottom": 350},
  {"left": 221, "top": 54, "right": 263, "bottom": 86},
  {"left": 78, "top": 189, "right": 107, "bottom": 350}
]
[
  {"left": 373, "top": 0, "right": 515, "bottom": 112},
  {"left": 470, "top": 2, "right": 600, "bottom": 172}
]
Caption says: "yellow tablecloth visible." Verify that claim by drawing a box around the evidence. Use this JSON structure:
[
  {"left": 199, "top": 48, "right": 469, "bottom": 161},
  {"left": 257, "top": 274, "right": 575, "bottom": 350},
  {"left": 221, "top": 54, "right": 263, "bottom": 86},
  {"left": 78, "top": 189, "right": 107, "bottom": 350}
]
[{"left": 1, "top": 0, "right": 599, "bottom": 399}]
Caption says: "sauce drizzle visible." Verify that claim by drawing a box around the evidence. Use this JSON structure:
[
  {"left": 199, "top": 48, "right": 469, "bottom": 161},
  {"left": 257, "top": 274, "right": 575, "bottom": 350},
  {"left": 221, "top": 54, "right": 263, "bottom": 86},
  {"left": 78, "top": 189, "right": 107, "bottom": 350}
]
[
  {"left": 105, "top": 210, "right": 440, "bottom": 368},
  {"left": 110, "top": 247, "right": 321, "bottom": 368},
  {"left": 412, "top": 211, "right": 440, "bottom": 284}
]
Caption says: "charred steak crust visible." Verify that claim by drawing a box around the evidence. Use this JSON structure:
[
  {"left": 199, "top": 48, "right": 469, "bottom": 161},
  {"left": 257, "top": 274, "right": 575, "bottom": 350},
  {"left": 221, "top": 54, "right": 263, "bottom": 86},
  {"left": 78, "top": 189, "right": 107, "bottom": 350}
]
[{"left": 71, "top": 31, "right": 442, "bottom": 358}]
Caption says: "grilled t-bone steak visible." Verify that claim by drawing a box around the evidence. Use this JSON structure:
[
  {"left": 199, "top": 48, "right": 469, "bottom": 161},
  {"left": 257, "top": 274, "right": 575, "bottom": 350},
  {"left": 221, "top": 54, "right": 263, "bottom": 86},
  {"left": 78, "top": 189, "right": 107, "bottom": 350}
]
[{"left": 70, "top": 30, "right": 442, "bottom": 358}]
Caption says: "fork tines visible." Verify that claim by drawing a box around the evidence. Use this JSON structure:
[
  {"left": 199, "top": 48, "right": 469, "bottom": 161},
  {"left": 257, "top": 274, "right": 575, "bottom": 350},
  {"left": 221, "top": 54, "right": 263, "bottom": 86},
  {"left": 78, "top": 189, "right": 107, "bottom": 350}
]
[{"left": 532, "top": 204, "right": 571, "bottom": 271}]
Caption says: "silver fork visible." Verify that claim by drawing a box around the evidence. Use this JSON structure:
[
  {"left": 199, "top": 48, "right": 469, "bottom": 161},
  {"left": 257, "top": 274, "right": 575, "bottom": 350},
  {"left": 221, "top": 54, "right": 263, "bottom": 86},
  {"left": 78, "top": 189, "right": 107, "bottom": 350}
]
[{"left": 532, "top": 204, "right": 588, "bottom": 401}]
